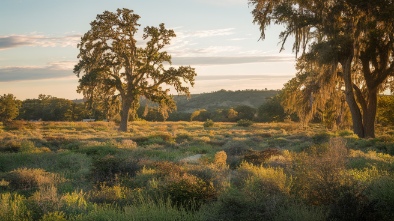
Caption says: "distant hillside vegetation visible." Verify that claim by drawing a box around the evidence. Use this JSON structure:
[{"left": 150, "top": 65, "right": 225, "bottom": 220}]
[{"left": 171, "top": 89, "right": 279, "bottom": 113}]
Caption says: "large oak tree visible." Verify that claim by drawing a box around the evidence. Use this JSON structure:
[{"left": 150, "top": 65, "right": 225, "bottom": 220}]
[
  {"left": 250, "top": 0, "right": 394, "bottom": 137},
  {"left": 74, "top": 8, "right": 196, "bottom": 131}
]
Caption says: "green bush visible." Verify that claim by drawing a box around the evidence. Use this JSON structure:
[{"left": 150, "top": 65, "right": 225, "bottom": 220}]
[
  {"left": 5, "top": 168, "right": 64, "bottom": 193},
  {"left": 236, "top": 119, "right": 254, "bottom": 127},
  {"left": 203, "top": 119, "right": 215, "bottom": 128},
  {"left": 291, "top": 138, "right": 351, "bottom": 205},
  {"left": 90, "top": 155, "right": 140, "bottom": 184},
  {"left": 161, "top": 173, "right": 216, "bottom": 210},
  {"left": 40, "top": 211, "right": 67, "bottom": 221},
  {"left": 201, "top": 188, "right": 271, "bottom": 221},
  {"left": 273, "top": 200, "right": 327, "bottom": 221},
  {"left": 124, "top": 194, "right": 201, "bottom": 221},
  {"left": 327, "top": 186, "right": 379, "bottom": 221},
  {"left": 0, "top": 193, "right": 32, "bottom": 221},
  {"left": 87, "top": 185, "right": 134, "bottom": 207},
  {"left": 367, "top": 176, "right": 394, "bottom": 220}
]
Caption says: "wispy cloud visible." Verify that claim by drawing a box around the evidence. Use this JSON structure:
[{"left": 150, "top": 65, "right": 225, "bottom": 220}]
[
  {"left": 172, "top": 55, "right": 294, "bottom": 65},
  {"left": 0, "top": 61, "right": 75, "bottom": 82},
  {"left": 0, "top": 34, "right": 81, "bottom": 50},
  {"left": 194, "top": 0, "right": 246, "bottom": 6},
  {"left": 185, "top": 28, "right": 235, "bottom": 38},
  {"left": 166, "top": 28, "right": 238, "bottom": 56}
]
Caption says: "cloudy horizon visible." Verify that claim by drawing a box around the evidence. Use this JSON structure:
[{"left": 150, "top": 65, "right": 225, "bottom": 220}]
[{"left": 0, "top": 0, "right": 296, "bottom": 100}]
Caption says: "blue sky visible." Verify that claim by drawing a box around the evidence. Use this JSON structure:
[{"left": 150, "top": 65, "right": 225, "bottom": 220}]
[{"left": 0, "top": 0, "right": 296, "bottom": 100}]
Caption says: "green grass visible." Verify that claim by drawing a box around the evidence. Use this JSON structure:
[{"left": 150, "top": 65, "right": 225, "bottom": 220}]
[{"left": 0, "top": 121, "right": 393, "bottom": 220}]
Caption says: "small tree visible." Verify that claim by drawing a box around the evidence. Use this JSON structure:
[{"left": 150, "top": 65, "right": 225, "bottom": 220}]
[
  {"left": 258, "top": 95, "right": 286, "bottom": 122},
  {"left": 0, "top": 94, "right": 21, "bottom": 122},
  {"left": 235, "top": 105, "right": 256, "bottom": 121},
  {"left": 74, "top": 8, "right": 196, "bottom": 131}
]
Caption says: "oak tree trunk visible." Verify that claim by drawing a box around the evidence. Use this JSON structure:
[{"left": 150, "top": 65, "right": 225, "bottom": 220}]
[
  {"left": 341, "top": 58, "right": 365, "bottom": 138},
  {"left": 363, "top": 89, "right": 377, "bottom": 138},
  {"left": 119, "top": 97, "right": 132, "bottom": 132}
]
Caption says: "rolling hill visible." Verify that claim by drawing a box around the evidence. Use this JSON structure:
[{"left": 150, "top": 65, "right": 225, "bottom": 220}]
[{"left": 170, "top": 89, "right": 279, "bottom": 113}]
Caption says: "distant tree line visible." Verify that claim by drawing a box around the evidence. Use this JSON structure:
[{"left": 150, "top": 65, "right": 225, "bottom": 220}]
[
  {"left": 1, "top": 93, "right": 393, "bottom": 130},
  {"left": 134, "top": 95, "right": 289, "bottom": 123}
]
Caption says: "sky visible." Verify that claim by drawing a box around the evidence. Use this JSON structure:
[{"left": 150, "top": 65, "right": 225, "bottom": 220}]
[{"left": 0, "top": 0, "right": 296, "bottom": 100}]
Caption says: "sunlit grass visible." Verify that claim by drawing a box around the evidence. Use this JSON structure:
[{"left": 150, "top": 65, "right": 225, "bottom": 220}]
[{"left": 0, "top": 121, "right": 393, "bottom": 220}]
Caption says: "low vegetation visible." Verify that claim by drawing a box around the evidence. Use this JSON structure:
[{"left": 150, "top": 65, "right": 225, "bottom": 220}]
[{"left": 0, "top": 121, "right": 393, "bottom": 220}]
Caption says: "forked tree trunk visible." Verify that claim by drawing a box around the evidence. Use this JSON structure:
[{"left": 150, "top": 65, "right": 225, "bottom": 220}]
[{"left": 341, "top": 58, "right": 365, "bottom": 138}]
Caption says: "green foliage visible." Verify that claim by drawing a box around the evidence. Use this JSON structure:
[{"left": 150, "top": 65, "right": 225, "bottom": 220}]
[
  {"left": 234, "top": 105, "right": 256, "bottom": 121},
  {"left": 377, "top": 95, "right": 394, "bottom": 126},
  {"left": 190, "top": 109, "right": 210, "bottom": 121},
  {"left": 367, "top": 176, "right": 394, "bottom": 220},
  {"left": 0, "top": 94, "right": 21, "bottom": 123},
  {"left": 243, "top": 148, "right": 282, "bottom": 165},
  {"left": 4, "top": 168, "right": 64, "bottom": 193},
  {"left": 18, "top": 95, "right": 75, "bottom": 121},
  {"left": 90, "top": 155, "right": 140, "bottom": 184},
  {"left": 0, "top": 193, "right": 32, "bottom": 221},
  {"left": 74, "top": 8, "right": 196, "bottom": 131},
  {"left": 123, "top": 195, "right": 200, "bottom": 221},
  {"left": 250, "top": 0, "right": 394, "bottom": 138},
  {"left": 160, "top": 173, "right": 217, "bottom": 210},
  {"left": 236, "top": 119, "right": 254, "bottom": 127},
  {"left": 291, "top": 138, "right": 352, "bottom": 205},
  {"left": 40, "top": 211, "right": 67, "bottom": 221},
  {"left": 258, "top": 95, "right": 286, "bottom": 122},
  {"left": 273, "top": 201, "right": 326, "bottom": 221},
  {"left": 226, "top": 108, "right": 238, "bottom": 122},
  {"left": 172, "top": 89, "right": 279, "bottom": 112},
  {"left": 203, "top": 119, "right": 214, "bottom": 128}
]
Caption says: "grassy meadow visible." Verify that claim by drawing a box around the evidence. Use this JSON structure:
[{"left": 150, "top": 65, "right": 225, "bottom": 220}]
[{"left": 0, "top": 120, "right": 393, "bottom": 220}]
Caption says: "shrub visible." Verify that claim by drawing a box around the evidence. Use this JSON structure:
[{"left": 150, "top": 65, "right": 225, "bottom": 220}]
[
  {"left": 5, "top": 168, "right": 64, "bottom": 193},
  {"left": 223, "top": 141, "right": 250, "bottom": 156},
  {"left": 273, "top": 200, "right": 327, "bottom": 221},
  {"left": 123, "top": 194, "right": 201, "bottom": 221},
  {"left": 29, "top": 185, "right": 60, "bottom": 216},
  {"left": 234, "top": 162, "right": 291, "bottom": 195},
  {"left": 203, "top": 119, "right": 215, "bottom": 128},
  {"left": 367, "top": 176, "right": 394, "bottom": 220},
  {"left": 0, "top": 193, "right": 32, "bottom": 221},
  {"left": 87, "top": 184, "right": 134, "bottom": 207},
  {"left": 243, "top": 148, "right": 282, "bottom": 165},
  {"left": 0, "top": 139, "right": 21, "bottom": 152},
  {"left": 213, "top": 151, "right": 227, "bottom": 168},
  {"left": 74, "top": 205, "right": 126, "bottom": 221},
  {"left": 201, "top": 187, "right": 275, "bottom": 221},
  {"left": 236, "top": 119, "right": 254, "bottom": 127},
  {"left": 312, "top": 132, "right": 331, "bottom": 144},
  {"left": 175, "top": 133, "right": 192, "bottom": 143},
  {"left": 40, "top": 211, "right": 67, "bottom": 221},
  {"left": 90, "top": 155, "right": 140, "bottom": 184},
  {"left": 4, "top": 120, "right": 26, "bottom": 130},
  {"left": 60, "top": 191, "right": 91, "bottom": 218},
  {"left": 327, "top": 186, "right": 379, "bottom": 221},
  {"left": 161, "top": 173, "right": 217, "bottom": 210},
  {"left": 118, "top": 139, "right": 137, "bottom": 149},
  {"left": 291, "top": 138, "right": 351, "bottom": 205}
]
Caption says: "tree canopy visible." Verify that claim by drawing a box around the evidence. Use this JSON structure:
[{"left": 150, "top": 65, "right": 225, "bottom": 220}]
[
  {"left": 250, "top": 0, "right": 394, "bottom": 138},
  {"left": 0, "top": 94, "right": 21, "bottom": 123},
  {"left": 74, "top": 8, "right": 196, "bottom": 131}
]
